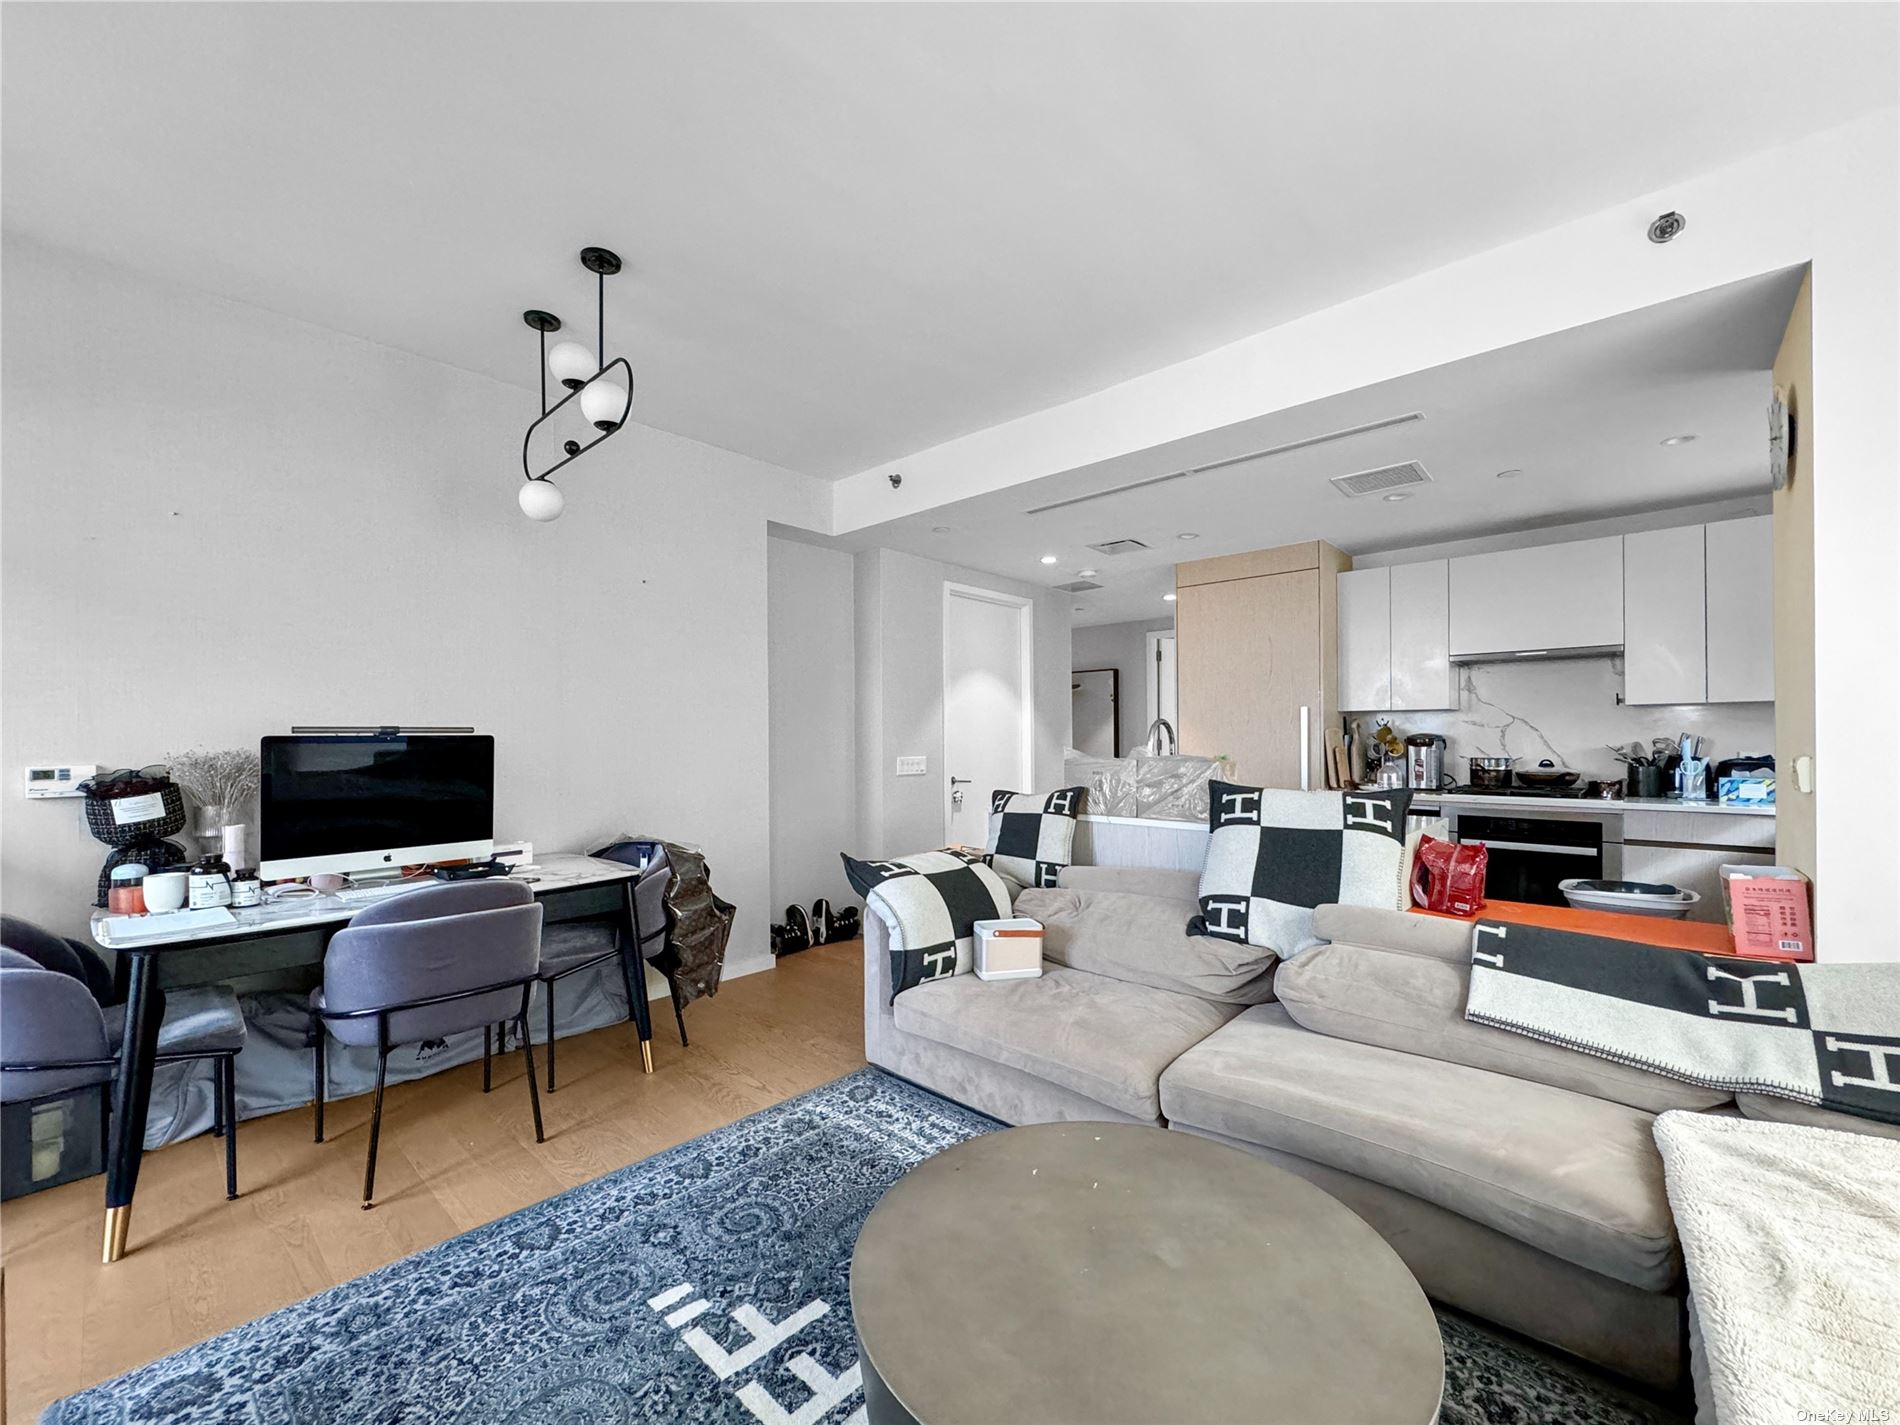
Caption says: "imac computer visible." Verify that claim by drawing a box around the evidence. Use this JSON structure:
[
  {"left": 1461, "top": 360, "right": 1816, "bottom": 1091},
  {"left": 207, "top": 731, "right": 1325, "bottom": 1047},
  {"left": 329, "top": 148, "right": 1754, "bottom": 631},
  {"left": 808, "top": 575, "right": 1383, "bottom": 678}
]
[{"left": 258, "top": 733, "right": 494, "bottom": 880}]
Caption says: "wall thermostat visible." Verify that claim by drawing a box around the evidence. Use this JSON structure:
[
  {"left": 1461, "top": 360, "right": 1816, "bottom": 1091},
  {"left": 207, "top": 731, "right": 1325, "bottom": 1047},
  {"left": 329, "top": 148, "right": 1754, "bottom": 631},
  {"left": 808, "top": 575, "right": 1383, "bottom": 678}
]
[{"left": 24, "top": 764, "right": 96, "bottom": 798}]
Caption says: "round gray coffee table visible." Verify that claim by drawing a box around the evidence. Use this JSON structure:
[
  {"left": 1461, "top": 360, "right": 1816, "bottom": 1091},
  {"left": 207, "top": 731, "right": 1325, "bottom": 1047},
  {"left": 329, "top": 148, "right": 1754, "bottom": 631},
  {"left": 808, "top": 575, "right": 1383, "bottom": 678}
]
[{"left": 851, "top": 1122, "right": 1443, "bottom": 1424}]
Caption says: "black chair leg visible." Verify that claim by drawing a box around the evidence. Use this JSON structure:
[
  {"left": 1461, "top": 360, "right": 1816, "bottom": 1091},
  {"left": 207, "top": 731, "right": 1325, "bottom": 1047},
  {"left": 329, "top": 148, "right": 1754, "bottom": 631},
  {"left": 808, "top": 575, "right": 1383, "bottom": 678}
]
[
  {"left": 313, "top": 1030, "right": 327, "bottom": 1143},
  {"left": 99, "top": 1081, "right": 111, "bottom": 1162},
  {"left": 362, "top": 1048, "right": 388, "bottom": 1210},
  {"left": 670, "top": 976, "right": 690, "bottom": 1049},
  {"left": 222, "top": 1055, "right": 239, "bottom": 1201},
  {"left": 482, "top": 1024, "right": 493, "bottom": 1093},
  {"left": 545, "top": 979, "right": 558, "bottom": 1092},
  {"left": 517, "top": 1013, "right": 545, "bottom": 1144}
]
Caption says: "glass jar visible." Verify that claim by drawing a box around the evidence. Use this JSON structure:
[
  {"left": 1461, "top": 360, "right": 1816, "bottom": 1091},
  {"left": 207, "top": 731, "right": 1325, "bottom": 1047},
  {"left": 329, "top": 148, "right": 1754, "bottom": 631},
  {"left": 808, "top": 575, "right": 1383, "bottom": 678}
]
[{"left": 108, "top": 863, "right": 150, "bottom": 914}]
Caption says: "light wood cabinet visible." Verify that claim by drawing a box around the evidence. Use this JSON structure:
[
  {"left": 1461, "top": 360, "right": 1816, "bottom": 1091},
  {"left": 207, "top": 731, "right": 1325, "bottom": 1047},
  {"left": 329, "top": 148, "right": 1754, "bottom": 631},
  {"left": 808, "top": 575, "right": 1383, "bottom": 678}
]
[
  {"left": 1176, "top": 541, "right": 1345, "bottom": 789},
  {"left": 1706, "top": 516, "right": 1774, "bottom": 702},
  {"left": 1623, "top": 525, "right": 1707, "bottom": 704},
  {"left": 1448, "top": 536, "right": 1623, "bottom": 657}
]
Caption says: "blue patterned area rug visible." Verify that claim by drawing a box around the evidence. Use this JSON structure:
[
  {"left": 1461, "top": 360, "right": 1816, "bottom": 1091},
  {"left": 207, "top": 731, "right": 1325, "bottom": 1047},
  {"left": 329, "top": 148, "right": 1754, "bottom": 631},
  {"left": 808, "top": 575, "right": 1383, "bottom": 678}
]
[{"left": 46, "top": 1069, "right": 1684, "bottom": 1424}]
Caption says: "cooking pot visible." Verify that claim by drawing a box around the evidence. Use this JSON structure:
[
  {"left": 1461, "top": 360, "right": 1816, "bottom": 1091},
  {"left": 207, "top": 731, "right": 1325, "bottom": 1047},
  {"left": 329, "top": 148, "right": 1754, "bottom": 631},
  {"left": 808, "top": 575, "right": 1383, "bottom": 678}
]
[
  {"left": 1516, "top": 758, "right": 1581, "bottom": 789},
  {"left": 1468, "top": 756, "right": 1516, "bottom": 790}
]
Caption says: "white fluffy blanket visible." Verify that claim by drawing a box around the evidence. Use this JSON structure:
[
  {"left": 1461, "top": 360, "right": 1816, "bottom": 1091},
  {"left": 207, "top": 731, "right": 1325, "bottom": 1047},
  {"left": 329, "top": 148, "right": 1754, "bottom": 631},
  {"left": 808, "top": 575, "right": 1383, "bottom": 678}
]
[{"left": 1653, "top": 1112, "right": 1900, "bottom": 1424}]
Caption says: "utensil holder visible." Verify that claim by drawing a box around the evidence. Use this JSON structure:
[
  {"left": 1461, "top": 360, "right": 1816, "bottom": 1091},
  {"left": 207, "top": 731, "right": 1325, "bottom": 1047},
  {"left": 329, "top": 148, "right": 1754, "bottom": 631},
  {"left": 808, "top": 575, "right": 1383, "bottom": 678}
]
[{"left": 1627, "top": 766, "right": 1664, "bottom": 799}]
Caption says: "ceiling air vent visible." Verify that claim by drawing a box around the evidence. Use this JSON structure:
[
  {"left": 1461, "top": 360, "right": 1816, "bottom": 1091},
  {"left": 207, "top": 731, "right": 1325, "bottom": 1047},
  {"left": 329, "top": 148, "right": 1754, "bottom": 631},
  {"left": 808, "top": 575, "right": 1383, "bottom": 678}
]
[
  {"left": 1330, "top": 461, "right": 1432, "bottom": 499},
  {"left": 1086, "top": 538, "right": 1151, "bottom": 556},
  {"left": 1054, "top": 580, "right": 1103, "bottom": 593}
]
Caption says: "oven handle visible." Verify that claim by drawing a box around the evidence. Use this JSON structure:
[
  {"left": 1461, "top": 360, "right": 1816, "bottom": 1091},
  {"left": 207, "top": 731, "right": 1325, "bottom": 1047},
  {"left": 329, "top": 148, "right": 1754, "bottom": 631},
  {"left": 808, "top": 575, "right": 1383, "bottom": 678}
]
[{"left": 1460, "top": 839, "right": 1599, "bottom": 857}]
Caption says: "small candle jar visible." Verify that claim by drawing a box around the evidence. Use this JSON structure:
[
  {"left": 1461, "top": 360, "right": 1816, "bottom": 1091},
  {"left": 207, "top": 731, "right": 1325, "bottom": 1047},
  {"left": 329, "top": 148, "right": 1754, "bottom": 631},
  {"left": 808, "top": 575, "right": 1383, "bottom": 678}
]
[{"left": 108, "top": 863, "right": 149, "bottom": 914}]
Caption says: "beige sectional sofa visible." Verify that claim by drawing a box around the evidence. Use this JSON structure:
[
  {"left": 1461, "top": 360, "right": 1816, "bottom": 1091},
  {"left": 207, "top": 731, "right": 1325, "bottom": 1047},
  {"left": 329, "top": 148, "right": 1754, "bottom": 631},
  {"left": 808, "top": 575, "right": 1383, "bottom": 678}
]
[{"left": 863, "top": 864, "right": 1716, "bottom": 1386}]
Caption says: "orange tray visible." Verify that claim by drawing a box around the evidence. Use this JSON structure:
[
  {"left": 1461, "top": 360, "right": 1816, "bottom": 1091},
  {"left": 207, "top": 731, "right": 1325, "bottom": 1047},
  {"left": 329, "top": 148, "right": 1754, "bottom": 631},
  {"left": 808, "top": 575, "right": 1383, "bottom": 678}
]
[{"left": 1410, "top": 899, "right": 1748, "bottom": 956}]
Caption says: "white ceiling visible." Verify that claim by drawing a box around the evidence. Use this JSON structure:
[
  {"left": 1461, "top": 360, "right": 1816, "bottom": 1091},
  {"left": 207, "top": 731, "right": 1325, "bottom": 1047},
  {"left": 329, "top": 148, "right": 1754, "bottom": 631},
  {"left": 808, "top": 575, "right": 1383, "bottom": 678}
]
[
  {"left": 3, "top": 4, "right": 1894, "bottom": 480},
  {"left": 838, "top": 267, "right": 1805, "bottom": 625}
]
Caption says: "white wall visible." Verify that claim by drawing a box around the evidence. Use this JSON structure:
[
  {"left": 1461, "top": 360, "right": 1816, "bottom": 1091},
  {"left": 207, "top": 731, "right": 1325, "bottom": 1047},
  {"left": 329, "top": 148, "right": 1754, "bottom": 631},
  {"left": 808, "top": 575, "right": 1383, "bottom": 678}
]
[
  {"left": 831, "top": 113, "right": 1899, "bottom": 960},
  {"left": 0, "top": 237, "right": 830, "bottom": 982},
  {"left": 767, "top": 535, "right": 857, "bottom": 916},
  {"left": 854, "top": 548, "right": 1070, "bottom": 856},
  {"left": 1070, "top": 618, "right": 1175, "bottom": 756}
]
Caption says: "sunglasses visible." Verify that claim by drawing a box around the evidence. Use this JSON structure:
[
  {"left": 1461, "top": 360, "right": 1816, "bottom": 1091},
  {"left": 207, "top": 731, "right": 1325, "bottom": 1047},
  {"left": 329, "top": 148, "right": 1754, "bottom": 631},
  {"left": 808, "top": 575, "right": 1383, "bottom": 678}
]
[{"left": 91, "top": 764, "right": 172, "bottom": 787}]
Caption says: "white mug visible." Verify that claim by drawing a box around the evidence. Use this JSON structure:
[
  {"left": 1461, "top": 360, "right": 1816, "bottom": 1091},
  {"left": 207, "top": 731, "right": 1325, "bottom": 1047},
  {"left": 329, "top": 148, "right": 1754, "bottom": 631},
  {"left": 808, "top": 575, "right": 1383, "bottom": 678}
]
[{"left": 143, "top": 870, "right": 188, "bottom": 913}]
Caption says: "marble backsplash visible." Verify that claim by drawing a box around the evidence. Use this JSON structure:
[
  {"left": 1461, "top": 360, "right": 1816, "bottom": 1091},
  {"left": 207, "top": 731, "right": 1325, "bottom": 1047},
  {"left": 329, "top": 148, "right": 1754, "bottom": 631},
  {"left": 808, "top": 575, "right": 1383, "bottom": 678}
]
[{"left": 1359, "top": 656, "right": 1775, "bottom": 783}]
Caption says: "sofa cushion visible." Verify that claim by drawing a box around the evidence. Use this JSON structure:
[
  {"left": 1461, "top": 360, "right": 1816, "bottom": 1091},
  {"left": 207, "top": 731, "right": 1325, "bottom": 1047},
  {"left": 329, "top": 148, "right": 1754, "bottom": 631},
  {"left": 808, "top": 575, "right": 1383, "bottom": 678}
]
[
  {"left": 1057, "top": 866, "right": 1202, "bottom": 902},
  {"left": 1312, "top": 903, "right": 1475, "bottom": 963},
  {"left": 1736, "top": 1092, "right": 1900, "bottom": 1143},
  {"left": 1014, "top": 887, "right": 1277, "bottom": 1005},
  {"left": 1192, "top": 783, "right": 1412, "bottom": 959},
  {"left": 984, "top": 787, "right": 1084, "bottom": 889},
  {"left": 1158, "top": 1005, "right": 1681, "bottom": 1290},
  {"left": 1274, "top": 939, "right": 1730, "bottom": 1114},
  {"left": 893, "top": 966, "right": 1239, "bottom": 1122}
]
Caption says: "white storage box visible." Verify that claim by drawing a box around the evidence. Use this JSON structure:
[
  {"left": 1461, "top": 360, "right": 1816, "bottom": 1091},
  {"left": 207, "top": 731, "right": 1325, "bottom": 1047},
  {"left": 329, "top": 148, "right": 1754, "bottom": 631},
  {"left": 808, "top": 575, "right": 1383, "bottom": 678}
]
[{"left": 974, "top": 918, "right": 1044, "bottom": 981}]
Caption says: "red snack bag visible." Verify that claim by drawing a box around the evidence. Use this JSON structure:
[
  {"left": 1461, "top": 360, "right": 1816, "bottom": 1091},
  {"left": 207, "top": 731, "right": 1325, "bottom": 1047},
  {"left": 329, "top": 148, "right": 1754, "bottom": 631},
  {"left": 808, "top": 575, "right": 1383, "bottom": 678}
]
[{"left": 1411, "top": 834, "right": 1487, "bottom": 917}]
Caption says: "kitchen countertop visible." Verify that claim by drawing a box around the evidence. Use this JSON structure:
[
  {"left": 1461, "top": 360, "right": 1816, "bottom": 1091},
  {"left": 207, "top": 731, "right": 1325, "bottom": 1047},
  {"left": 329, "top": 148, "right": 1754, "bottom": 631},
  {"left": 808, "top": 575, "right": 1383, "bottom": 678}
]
[{"left": 1411, "top": 792, "right": 1774, "bottom": 817}]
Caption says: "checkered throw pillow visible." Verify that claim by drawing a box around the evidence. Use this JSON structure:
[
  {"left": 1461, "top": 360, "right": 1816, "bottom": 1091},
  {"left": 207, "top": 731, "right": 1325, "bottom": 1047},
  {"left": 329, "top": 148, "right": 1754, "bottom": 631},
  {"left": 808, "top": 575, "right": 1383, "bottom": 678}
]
[
  {"left": 842, "top": 848, "right": 1013, "bottom": 1000},
  {"left": 1190, "top": 780, "right": 1413, "bottom": 958},
  {"left": 984, "top": 786, "right": 1084, "bottom": 889}
]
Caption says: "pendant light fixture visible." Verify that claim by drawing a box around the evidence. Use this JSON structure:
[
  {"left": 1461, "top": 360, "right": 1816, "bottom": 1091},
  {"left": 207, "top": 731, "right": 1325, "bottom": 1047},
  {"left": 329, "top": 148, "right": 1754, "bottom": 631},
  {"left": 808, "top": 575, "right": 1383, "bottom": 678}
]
[{"left": 517, "top": 246, "right": 634, "bottom": 521}]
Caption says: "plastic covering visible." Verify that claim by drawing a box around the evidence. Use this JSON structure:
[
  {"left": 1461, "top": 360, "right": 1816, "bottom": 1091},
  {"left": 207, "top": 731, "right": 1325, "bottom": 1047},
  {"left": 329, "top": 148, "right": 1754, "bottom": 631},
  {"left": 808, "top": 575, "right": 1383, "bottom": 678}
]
[{"left": 1065, "top": 752, "right": 1227, "bottom": 824}]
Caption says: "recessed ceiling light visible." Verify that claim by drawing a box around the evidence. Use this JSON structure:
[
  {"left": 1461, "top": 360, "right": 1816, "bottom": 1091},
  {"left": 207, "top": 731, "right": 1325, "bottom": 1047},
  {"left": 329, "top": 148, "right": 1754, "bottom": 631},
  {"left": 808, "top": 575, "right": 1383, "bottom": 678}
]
[
  {"left": 1177, "top": 532, "right": 1200, "bottom": 541},
  {"left": 1040, "top": 554, "right": 1058, "bottom": 565},
  {"left": 1077, "top": 568, "right": 1098, "bottom": 578},
  {"left": 1660, "top": 434, "right": 1697, "bottom": 447},
  {"left": 1495, "top": 468, "right": 1523, "bottom": 480},
  {"left": 1383, "top": 492, "right": 1412, "bottom": 502},
  {"left": 931, "top": 525, "right": 952, "bottom": 533},
  {"left": 1162, "top": 592, "right": 1178, "bottom": 602}
]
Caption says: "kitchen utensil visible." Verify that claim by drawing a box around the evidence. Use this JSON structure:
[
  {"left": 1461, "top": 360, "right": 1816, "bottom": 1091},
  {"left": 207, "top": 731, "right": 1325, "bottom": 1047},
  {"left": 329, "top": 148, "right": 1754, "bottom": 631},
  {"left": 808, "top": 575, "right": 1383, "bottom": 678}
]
[
  {"left": 1516, "top": 758, "right": 1580, "bottom": 788},
  {"left": 1404, "top": 734, "right": 1447, "bottom": 791},
  {"left": 1467, "top": 755, "right": 1516, "bottom": 790},
  {"left": 1558, "top": 878, "right": 1700, "bottom": 920},
  {"left": 1324, "top": 727, "right": 1348, "bottom": 789}
]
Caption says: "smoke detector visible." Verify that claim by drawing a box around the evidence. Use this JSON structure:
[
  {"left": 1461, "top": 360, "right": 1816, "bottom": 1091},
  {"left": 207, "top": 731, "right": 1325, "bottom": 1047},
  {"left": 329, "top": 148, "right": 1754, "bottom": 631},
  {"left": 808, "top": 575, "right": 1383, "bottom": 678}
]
[{"left": 1329, "top": 461, "right": 1432, "bottom": 499}]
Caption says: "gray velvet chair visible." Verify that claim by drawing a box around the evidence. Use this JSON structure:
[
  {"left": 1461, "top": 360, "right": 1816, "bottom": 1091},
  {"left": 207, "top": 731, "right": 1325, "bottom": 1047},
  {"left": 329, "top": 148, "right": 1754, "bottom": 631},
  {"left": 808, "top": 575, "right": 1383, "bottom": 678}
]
[
  {"left": 534, "top": 845, "right": 674, "bottom": 1090},
  {"left": 0, "top": 915, "right": 246, "bottom": 1201},
  {"left": 310, "top": 880, "right": 544, "bottom": 1209}
]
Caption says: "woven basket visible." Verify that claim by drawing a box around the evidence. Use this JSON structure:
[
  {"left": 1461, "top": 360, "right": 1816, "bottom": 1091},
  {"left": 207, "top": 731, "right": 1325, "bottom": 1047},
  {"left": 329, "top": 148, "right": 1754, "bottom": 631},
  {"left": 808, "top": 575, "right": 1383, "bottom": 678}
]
[{"left": 83, "top": 783, "right": 187, "bottom": 847}]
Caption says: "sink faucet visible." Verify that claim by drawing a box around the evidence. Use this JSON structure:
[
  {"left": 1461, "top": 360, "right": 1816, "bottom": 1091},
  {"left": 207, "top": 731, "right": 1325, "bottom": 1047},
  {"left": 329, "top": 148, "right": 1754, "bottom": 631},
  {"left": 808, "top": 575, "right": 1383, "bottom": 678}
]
[{"left": 1145, "top": 718, "right": 1177, "bottom": 756}]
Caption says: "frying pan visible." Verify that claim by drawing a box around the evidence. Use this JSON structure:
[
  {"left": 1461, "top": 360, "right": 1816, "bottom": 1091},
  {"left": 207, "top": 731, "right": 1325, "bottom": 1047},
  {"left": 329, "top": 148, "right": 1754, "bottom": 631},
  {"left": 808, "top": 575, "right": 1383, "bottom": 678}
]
[{"left": 1515, "top": 758, "right": 1580, "bottom": 788}]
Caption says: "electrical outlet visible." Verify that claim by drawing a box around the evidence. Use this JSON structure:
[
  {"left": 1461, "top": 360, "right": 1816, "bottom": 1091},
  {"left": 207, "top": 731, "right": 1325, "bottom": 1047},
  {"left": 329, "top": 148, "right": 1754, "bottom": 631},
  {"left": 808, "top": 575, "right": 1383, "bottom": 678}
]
[{"left": 895, "top": 756, "right": 927, "bottom": 777}]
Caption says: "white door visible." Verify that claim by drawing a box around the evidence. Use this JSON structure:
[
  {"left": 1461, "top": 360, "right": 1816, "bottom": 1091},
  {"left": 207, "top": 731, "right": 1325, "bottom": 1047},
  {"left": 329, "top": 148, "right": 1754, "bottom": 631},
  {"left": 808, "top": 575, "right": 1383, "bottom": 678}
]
[
  {"left": 944, "top": 584, "right": 1032, "bottom": 847},
  {"left": 1145, "top": 630, "right": 1177, "bottom": 747}
]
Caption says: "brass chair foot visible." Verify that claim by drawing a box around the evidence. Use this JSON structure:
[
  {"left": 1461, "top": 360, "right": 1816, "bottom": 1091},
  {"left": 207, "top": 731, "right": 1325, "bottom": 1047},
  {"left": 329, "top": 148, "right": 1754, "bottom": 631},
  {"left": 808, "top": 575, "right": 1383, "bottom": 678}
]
[
  {"left": 641, "top": 1040, "right": 654, "bottom": 1074},
  {"left": 101, "top": 1204, "right": 132, "bottom": 1264}
]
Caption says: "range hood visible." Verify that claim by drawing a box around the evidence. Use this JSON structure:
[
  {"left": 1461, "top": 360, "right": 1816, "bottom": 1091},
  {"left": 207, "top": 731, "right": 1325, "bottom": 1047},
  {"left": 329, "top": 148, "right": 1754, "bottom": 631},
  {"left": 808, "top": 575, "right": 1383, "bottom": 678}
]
[{"left": 1449, "top": 643, "right": 1623, "bottom": 665}]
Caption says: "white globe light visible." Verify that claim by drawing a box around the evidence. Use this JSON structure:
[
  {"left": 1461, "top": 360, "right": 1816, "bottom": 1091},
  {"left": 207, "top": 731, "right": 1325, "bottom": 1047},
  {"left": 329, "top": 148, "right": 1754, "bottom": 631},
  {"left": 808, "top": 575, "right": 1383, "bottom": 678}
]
[
  {"left": 579, "top": 376, "right": 629, "bottom": 432},
  {"left": 547, "top": 341, "right": 595, "bottom": 390},
  {"left": 518, "top": 479, "right": 565, "bottom": 522}
]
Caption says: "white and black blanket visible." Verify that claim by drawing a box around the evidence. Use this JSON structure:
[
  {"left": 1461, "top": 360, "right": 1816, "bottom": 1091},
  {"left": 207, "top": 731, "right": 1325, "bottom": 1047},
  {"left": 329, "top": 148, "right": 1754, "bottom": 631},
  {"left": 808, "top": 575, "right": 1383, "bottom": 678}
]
[
  {"left": 1465, "top": 922, "right": 1900, "bottom": 1127},
  {"left": 842, "top": 849, "right": 1013, "bottom": 1000}
]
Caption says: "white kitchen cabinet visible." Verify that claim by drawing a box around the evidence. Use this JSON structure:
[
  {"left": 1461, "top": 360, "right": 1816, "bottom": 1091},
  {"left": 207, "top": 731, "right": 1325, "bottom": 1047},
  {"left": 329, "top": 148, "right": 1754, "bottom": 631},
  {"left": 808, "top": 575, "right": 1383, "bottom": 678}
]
[
  {"left": 1448, "top": 536, "right": 1623, "bottom": 658},
  {"left": 1705, "top": 516, "right": 1774, "bottom": 702},
  {"left": 1337, "top": 566, "right": 1391, "bottom": 711},
  {"left": 1389, "top": 559, "right": 1453, "bottom": 710},
  {"left": 1623, "top": 525, "right": 1707, "bottom": 704}
]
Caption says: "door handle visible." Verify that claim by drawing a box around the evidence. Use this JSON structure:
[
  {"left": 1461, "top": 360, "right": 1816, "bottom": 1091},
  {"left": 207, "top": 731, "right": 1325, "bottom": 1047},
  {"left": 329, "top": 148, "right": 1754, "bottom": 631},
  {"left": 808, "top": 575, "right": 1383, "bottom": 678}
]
[
  {"left": 1459, "top": 839, "right": 1599, "bottom": 857},
  {"left": 949, "top": 777, "right": 972, "bottom": 786}
]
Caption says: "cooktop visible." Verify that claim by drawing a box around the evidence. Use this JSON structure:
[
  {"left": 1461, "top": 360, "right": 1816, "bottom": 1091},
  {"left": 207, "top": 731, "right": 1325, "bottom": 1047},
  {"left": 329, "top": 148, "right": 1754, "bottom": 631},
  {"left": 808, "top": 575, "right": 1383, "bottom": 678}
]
[{"left": 1441, "top": 784, "right": 1617, "bottom": 800}]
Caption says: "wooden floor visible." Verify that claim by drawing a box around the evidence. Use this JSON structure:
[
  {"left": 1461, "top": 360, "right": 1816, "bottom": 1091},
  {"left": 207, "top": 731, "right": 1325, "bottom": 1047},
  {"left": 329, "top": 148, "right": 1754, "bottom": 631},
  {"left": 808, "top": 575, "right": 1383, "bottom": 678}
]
[{"left": 0, "top": 941, "right": 866, "bottom": 1422}]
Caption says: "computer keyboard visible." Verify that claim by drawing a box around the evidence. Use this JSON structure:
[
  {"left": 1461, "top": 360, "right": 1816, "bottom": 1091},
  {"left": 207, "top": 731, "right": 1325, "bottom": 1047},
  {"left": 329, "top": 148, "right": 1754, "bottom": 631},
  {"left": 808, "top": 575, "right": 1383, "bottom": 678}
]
[{"left": 332, "top": 879, "right": 437, "bottom": 903}]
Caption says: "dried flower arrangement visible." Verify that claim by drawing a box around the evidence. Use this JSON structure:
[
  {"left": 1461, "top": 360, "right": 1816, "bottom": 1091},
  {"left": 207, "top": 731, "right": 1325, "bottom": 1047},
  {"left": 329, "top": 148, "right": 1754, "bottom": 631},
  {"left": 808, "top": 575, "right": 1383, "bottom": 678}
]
[{"left": 167, "top": 747, "right": 261, "bottom": 816}]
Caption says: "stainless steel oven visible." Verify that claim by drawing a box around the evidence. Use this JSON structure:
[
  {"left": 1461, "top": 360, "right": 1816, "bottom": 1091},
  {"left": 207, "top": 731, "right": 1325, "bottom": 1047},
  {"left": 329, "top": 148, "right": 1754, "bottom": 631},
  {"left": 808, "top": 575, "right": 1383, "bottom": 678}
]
[{"left": 1451, "top": 810, "right": 1620, "bottom": 907}]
